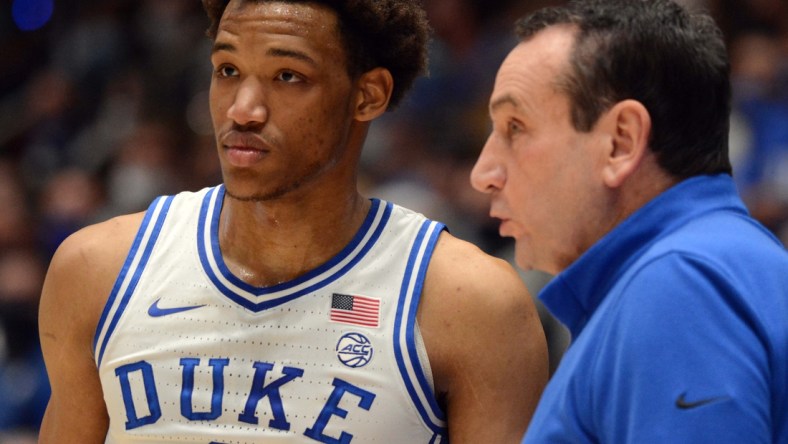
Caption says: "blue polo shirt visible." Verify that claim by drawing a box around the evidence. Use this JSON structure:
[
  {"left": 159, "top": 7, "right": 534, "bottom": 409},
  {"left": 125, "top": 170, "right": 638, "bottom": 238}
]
[{"left": 524, "top": 174, "right": 788, "bottom": 443}]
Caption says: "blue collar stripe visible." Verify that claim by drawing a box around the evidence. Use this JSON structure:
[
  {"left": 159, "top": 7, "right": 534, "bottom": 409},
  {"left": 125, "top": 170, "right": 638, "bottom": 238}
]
[{"left": 197, "top": 186, "right": 392, "bottom": 312}]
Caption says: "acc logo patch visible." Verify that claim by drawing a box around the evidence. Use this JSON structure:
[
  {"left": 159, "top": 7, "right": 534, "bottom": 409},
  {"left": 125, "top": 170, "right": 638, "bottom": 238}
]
[{"left": 336, "top": 332, "right": 373, "bottom": 368}]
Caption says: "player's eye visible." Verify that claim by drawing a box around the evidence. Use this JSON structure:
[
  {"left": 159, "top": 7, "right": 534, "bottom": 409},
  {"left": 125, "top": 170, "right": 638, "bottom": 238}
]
[
  {"left": 276, "top": 71, "right": 303, "bottom": 83},
  {"left": 216, "top": 65, "right": 238, "bottom": 78}
]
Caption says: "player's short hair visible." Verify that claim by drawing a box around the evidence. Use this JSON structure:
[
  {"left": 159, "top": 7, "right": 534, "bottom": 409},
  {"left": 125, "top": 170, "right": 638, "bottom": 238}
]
[
  {"left": 203, "top": 0, "right": 430, "bottom": 109},
  {"left": 516, "top": 0, "right": 732, "bottom": 179}
]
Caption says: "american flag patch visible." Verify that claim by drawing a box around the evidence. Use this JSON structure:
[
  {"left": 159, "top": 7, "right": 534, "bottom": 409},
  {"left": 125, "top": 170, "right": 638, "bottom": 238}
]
[{"left": 330, "top": 293, "right": 380, "bottom": 328}]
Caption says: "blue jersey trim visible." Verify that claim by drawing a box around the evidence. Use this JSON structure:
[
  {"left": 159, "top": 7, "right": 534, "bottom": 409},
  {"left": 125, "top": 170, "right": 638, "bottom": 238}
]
[
  {"left": 406, "top": 221, "right": 446, "bottom": 418},
  {"left": 393, "top": 220, "right": 447, "bottom": 435},
  {"left": 197, "top": 186, "right": 392, "bottom": 312},
  {"left": 94, "top": 196, "right": 173, "bottom": 366},
  {"left": 93, "top": 200, "right": 160, "bottom": 354}
]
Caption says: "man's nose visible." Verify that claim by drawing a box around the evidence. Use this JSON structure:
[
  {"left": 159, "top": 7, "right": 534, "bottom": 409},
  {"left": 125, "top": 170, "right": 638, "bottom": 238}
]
[
  {"left": 226, "top": 77, "right": 268, "bottom": 126},
  {"left": 470, "top": 136, "right": 505, "bottom": 194}
]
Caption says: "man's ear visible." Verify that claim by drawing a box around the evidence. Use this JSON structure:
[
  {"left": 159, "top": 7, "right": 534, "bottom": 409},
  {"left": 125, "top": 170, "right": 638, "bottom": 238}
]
[
  {"left": 599, "top": 99, "right": 652, "bottom": 188},
  {"left": 353, "top": 67, "right": 393, "bottom": 122}
]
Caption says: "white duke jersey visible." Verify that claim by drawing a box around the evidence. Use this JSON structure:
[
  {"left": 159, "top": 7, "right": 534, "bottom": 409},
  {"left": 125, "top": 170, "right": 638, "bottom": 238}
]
[{"left": 93, "top": 185, "right": 449, "bottom": 443}]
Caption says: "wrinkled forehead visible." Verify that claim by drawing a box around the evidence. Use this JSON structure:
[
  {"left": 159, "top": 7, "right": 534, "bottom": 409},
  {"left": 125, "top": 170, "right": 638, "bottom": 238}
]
[
  {"left": 488, "top": 27, "right": 578, "bottom": 119},
  {"left": 495, "top": 26, "right": 575, "bottom": 90},
  {"left": 511, "top": 25, "right": 574, "bottom": 72}
]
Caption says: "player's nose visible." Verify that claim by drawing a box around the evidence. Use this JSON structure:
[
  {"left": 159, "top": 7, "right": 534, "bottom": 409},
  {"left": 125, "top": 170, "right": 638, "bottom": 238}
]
[{"left": 227, "top": 77, "right": 268, "bottom": 127}]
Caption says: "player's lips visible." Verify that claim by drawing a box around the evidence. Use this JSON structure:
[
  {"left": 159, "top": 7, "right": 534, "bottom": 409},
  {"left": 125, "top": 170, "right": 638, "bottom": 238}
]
[{"left": 221, "top": 132, "right": 272, "bottom": 167}]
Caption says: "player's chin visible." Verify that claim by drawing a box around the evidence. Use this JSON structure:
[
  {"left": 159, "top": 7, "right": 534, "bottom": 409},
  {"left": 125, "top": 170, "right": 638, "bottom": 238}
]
[
  {"left": 223, "top": 181, "right": 292, "bottom": 203},
  {"left": 225, "top": 189, "right": 274, "bottom": 202}
]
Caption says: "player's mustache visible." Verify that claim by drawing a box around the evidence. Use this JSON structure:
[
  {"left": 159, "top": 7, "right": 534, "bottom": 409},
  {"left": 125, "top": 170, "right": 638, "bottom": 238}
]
[{"left": 219, "top": 127, "right": 278, "bottom": 151}]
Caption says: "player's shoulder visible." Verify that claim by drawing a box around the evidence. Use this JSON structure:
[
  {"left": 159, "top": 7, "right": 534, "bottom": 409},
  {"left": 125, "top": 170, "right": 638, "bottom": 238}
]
[
  {"left": 419, "top": 233, "right": 546, "bottom": 400},
  {"left": 422, "top": 231, "right": 533, "bottom": 328},
  {"left": 46, "top": 211, "right": 147, "bottom": 302},
  {"left": 428, "top": 231, "right": 524, "bottom": 294},
  {"left": 53, "top": 212, "right": 146, "bottom": 270},
  {"left": 41, "top": 211, "right": 148, "bottom": 345}
]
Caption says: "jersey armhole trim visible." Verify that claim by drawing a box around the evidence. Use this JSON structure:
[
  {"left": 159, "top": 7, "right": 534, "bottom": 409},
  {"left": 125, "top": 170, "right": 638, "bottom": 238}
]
[
  {"left": 93, "top": 195, "right": 174, "bottom": 367},
  {"left": 394, "top": 220, "right": 448, "bottom": 435}
]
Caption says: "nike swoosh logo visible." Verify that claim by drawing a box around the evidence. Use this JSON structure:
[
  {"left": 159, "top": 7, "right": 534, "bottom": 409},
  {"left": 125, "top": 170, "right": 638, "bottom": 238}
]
[
  {"left": 148, "top": 298, "right": 205, "bottom": 317},
  {"left": 675, "top": 392, "right": 729, "bottom": 410}
]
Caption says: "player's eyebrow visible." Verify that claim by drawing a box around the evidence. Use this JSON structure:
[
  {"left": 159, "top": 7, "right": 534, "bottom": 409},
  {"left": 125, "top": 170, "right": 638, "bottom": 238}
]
[
  {"left": 212, "top": 41, "right": 235, "bottom": 54},
  {"left": 266, "top": 48, "right": 317, "bottom": 67},
  {"left": 211, "top": 41, "right": 317, "bottom": 67}
]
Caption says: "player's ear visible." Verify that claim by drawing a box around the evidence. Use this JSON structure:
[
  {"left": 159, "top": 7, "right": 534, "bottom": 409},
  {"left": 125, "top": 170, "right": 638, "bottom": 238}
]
[
  {"left": 599, "top": 99, "right": 652, "bottom": 188},
  {"left": 353, "top": 67, "right": 393, "bottom": 122}
]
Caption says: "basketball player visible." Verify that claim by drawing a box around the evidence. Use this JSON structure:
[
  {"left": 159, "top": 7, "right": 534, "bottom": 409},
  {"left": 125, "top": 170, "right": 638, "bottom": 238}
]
[
  {"left": 38, "top": 0, "right": 549, "bottom": 442},
  {"left": 470, "top": 0, "right": 788, "bottom": 442}
]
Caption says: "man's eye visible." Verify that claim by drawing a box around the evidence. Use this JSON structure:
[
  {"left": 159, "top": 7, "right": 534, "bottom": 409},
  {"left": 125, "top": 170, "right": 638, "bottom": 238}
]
[
  {"left": 508, "top": 121, "right": 523, "bottom": 134},
  {"left": 216, "top": 65, "right": 238, "bottom": 78},
  {"left": 277, "top": 71, "right": 303, "bottom": 83}
]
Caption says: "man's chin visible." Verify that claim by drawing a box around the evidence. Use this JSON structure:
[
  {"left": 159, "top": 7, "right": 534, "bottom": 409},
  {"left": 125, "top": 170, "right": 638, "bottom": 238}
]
[
  {"left": 513, "top": 251, "right": 533, "bottom": 272},
  {"left": 514, "top": 259, "right": 535, "bottom": 272},
  {"left": 224, "top": 184, "right": 293, "bottom": 202},
  {"left": 224, "top": 187, "right": 285, "bottom": 203},
  {"left": 514, "top": 242, "right": 543, "bottom": 273}
]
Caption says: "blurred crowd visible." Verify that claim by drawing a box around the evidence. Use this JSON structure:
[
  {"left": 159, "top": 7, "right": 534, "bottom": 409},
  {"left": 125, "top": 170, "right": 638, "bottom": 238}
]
[{"left": 1, "top": 0, "right": 786, "bottom": 439}]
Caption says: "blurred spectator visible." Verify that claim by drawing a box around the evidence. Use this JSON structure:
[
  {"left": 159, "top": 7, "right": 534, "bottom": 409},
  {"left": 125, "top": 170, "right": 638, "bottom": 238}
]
[
  {"left": 183, "top": 133, "right": 222, "bottom": 192},
  {"left": 0, "top": 248, "right": 49, "bottom": 437},
  {"left": 0, "top": 161, "right": 35, "bottom": 250},
  {"left": 100, "top": 121, "right": 184, "bottom": 216},
  {"left": 729, "top": 30, "right": 788, "bottom": 245},
  {"left": 37, "top": 167, "right": 104, "bottom": 259},
  {"left": 65, "top": 69, "right": 145, "bottom": 174},
  {"left": 5, "top": 68, "right": 82, "bottom": 192}
]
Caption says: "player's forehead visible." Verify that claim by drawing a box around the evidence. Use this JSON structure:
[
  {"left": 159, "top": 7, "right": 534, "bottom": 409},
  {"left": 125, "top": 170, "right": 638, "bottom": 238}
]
[{"left": 215, "top": 0, "right": 345, "bottom": 56}]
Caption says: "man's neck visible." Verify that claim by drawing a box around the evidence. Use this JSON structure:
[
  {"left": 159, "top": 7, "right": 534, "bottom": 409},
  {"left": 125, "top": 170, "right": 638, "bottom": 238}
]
[{"left": 216, "top": 191, "right": 371, "bottom": 287}]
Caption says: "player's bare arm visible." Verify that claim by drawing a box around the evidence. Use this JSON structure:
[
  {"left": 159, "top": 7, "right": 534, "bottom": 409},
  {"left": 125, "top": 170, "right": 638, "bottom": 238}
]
[
  {"left": 419, "top": 232, "right": 549, "bottom": 443},
  {"left": 38, "top": 212, "right": 144, "bottom": 444}
]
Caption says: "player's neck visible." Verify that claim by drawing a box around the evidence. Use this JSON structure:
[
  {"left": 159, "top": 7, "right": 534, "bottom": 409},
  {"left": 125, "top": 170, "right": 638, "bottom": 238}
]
[{"left": 217, "top": 191, "right": 370, "bottom": 287}]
